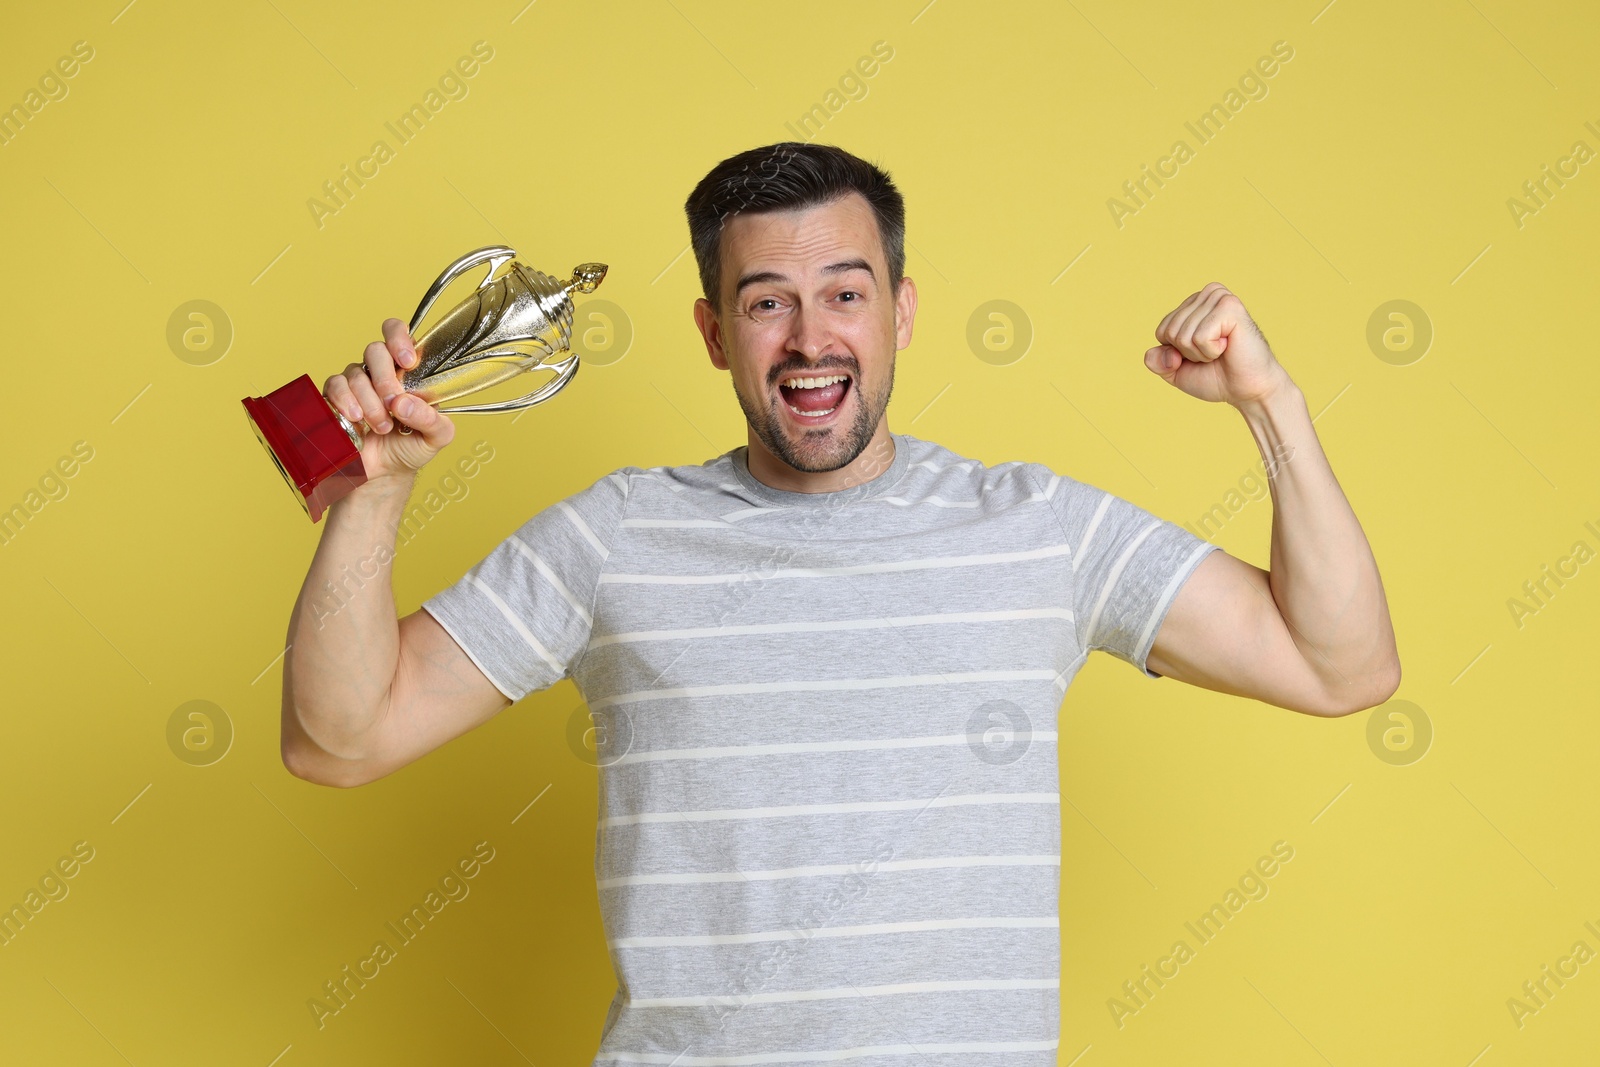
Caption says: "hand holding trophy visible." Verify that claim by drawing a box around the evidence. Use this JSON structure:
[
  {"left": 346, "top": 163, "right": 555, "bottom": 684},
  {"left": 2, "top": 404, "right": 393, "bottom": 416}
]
[
  {"left": 242, "top": 246, "right": 607, "bottom": 521},
  {"left": 323, "top": 316, "right": 458, "bottom": 489}
]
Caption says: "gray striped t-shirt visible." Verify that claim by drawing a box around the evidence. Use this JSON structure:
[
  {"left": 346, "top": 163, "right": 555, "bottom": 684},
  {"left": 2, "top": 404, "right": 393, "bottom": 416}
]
[{"left": 421, "top": 431, "right": 1220, "bottom": 1065}]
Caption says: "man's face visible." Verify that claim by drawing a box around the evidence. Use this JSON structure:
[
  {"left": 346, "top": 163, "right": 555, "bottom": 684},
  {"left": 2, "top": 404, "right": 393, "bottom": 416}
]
[{"left": 693, "top": 192, "right": 916, "bottom": 474}]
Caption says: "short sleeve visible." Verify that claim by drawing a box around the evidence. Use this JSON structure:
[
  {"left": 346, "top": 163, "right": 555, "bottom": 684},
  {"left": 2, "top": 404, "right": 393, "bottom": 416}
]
[
  {"left": 1027, "top": 466, "right": 1221, "bottom": 679},
  {"left": 421, "top": 469, "right": 633, "bottom": 702}
]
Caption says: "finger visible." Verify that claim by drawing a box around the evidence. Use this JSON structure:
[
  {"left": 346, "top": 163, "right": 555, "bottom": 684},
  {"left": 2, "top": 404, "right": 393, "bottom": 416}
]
[
  {"left": 323, "top": 373, "right": 365, "bottom": 425},
  {"left": 1154, "top": 302, "right": 1184, "bottom": 346},
  {"left": 1194, "top": 291, "right": 1245, "bottom": 360},
  {"left": 1190, "top": 295, "right": 1241, "bottom": 360},
  {"left": 389, "top": 394, "right": 454, "bottom": 451},
  {"left": 345, "top": 363, "right": 392, "bottom": 433},
  {"left": 1176, "top": 298, "right": 1224, "bottom": 361},
  {"left": 1174, "top": 288, "right": 1229, "bottom": 360},
  {"left": 383, "top": 318, "right": 418, "bottom": 373},
  {"left": 1163, "top": 289, "right": 1212, "bottom": 353},
  {"left": 1155, "top": 288, "right": 1206, "bottom": 348},
  {"left": 364, "top": 338, "right": 403, "bottom": 405}
]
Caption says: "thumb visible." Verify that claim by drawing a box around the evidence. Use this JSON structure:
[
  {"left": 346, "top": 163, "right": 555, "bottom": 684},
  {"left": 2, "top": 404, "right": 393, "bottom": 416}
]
[
  {"left": 383, "top": 394, "right": 455, "bottom": 472},
  {"left": 1145, "top": 344, "right": 1182, "bottom": 381},
  {"left": 389, "top": 393, "right": 454, "bottom": 453}
]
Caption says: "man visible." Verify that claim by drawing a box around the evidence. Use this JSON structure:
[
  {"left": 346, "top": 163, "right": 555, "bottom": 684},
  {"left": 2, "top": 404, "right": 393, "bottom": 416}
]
[{"left": 281, "top": 142, "right": 1400, "bottom": 1061}]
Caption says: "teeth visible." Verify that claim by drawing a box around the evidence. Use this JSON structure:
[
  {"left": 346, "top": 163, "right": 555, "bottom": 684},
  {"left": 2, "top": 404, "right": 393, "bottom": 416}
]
[
  {"left": 788, "top": 404, "right": 836, "bottom": 417},
  {"left": 782, "top": 374, "right": 849, "bottom": 390}
]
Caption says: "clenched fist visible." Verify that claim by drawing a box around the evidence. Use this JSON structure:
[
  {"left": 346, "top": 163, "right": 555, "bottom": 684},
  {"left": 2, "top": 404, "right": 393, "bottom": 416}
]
[
  {"left": 323, "top": 317, "right": 455, "bottom": 485},
  {"left": 1145, "top": 283, "right": 1293, "bottom": 408}
]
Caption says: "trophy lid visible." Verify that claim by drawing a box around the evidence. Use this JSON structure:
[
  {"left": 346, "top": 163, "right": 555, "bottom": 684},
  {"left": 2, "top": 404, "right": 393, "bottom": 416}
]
[{"left": 568, "top": 262, "right": 608, "bottom": 294}]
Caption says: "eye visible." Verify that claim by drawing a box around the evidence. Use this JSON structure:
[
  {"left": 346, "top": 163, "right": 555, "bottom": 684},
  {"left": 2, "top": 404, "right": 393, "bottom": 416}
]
[
  {"left": 837, "top": 291, "right": 860, "bottom": 303},
  {"left": 753, "top": 298, "right": 780, "bottom": 312}
]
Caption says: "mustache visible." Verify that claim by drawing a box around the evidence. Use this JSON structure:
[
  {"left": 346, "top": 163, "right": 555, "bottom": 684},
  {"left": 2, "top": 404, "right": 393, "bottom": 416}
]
[{"left": 768, "top": 355, "right": 859, "bottom": 389}]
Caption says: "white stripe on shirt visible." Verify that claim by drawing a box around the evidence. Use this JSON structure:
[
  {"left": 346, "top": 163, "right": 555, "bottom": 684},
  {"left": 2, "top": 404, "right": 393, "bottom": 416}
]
[
  {"left": 610, "top": 915, "right": 1059, "bottom": 948},
  {"left": 602, "top": 791, "right": 1060, "bottom": 827},
  {"left": 508, "top": 534, "right": 592, "bottom": 625},
  {"left": 627, "top": 977, "right": 1060, "bottom": 1008},
  {"left": 603, "top": 730, "right": 1059, "bottom": 768},
  {"left": 587, "top": 607, "right": 1073, "bottom": 649},
  {"left": 1083, "top": 520, "right": 1159, "bottom": 649},
  {"left": 464, "top": 574, "right": 564, "bottom": 676},
  {"left": 595, "top": 1038, "right": 1060, "bottom": 1064},
  {"left": 1134, "top": 541, "right": 1219, "bottom": 663},
  {"left": 598, "top": 853, "right": 1061, "bottom": 889},
  {"left": 558, "top": 499, "right": 609, "bottom": 558},
  {"left": 587, "top": 669, "right": 1063, "bottom": 709},
  {"left": 1074, "top": 490, "right": 1113, "bottom": 573},
  {"left": 598, "top": 542, "right": 1073, "bottom": 585}
]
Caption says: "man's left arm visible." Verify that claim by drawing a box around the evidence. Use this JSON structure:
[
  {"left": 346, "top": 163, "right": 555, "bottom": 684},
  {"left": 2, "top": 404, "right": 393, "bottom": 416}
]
[{"left": 1141, "top": 283, "right": 1401, "bottom": 717}]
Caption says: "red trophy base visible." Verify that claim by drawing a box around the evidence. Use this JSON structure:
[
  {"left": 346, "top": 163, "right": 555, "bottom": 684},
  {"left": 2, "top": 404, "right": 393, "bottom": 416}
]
[{"left": 242, "top": 374, "right": 367, "bottom": 523}]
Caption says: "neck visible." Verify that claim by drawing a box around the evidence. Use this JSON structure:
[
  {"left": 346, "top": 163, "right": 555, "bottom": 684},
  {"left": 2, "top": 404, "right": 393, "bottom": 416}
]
[{"left": 744, "top": 422, "right": 897, "bottom": 494}]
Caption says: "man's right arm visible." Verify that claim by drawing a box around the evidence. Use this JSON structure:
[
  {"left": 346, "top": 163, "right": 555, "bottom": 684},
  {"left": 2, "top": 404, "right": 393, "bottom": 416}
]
[{"left": 279, "top": 318, "right": 509, "bottom": 788}]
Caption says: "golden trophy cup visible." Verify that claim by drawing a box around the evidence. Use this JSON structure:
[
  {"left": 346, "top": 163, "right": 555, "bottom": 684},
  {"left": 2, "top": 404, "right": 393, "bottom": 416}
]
[{"left": 242, "top": 246, "right": 606, "bottom": 521}]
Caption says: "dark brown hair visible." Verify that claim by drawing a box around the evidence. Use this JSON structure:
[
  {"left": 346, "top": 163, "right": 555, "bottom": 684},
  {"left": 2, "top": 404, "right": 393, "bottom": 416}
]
[{"left": 684, "top": 142, "right": 906, "bottom": 310}]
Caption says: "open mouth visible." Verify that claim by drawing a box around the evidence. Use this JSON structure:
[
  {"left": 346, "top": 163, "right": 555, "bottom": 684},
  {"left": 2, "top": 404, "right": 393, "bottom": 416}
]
[{"left": 777, "top": 373, "right": 851, "bottom": 420}]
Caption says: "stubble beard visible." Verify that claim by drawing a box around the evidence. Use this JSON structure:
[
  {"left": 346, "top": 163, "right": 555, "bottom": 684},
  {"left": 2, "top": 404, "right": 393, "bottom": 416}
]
[{"left": 733, "top": 357, "right": 895, "bottom": 474}]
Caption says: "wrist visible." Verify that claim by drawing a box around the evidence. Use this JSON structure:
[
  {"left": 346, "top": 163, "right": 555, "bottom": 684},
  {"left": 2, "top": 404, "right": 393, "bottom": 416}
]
[
  {"left": 1234, "top": 370, "right": 1302, "bottom": 422},
  {"left": 1235, "top": 376, "right": 1307, "bottom": 480},
  {"left": 359, "top": 469, "right": 419, "bottom": 495},
  {"left": 329, "top": 470, "right": 416, "bottom": 525}
]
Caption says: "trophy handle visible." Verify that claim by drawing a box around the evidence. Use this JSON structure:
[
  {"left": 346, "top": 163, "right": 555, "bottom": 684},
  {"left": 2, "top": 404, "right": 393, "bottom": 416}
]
[
  {"left": 408, "top": 245, "right": 517, "bottom": 336},
  {"left": 436, "top": 354, "right": 580, "bottom": 414}
]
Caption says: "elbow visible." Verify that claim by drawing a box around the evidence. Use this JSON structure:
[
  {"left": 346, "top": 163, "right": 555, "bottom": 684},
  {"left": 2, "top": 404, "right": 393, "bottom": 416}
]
[
  {"left": 282, "top": 746, "right": 375, "bottom": 788},
  {"left": 1318, "top": 656, "right": 1402, "bottom": 718},
  {"left": 281, "top": 717, "right": 377, "bottom": 789},
  {"left": 280, "top": 736, "right": 334, "bottom": 786}
]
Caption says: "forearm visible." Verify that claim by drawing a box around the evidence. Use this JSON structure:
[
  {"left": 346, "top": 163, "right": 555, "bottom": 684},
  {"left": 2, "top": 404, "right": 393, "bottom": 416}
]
[
  {"left": 1239, "top": 381, "right": 1400, "bottom": 709},
  {"left": 282, "top": 475, "right": 416, "bottom": 765}
]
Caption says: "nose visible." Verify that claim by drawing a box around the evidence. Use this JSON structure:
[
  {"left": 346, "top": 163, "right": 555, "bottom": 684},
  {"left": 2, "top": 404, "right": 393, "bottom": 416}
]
[{"left": 785, "top": 300, "right": 836, "bottom": 361}]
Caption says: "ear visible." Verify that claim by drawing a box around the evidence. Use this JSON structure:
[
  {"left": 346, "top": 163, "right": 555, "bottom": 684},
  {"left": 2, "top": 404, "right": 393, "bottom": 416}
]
[
  {"left": 893, "top": 275, "right": 917, "bottom": 352},
  {"left": 693, "top": 297, "right": 729, "bottom": 371}
]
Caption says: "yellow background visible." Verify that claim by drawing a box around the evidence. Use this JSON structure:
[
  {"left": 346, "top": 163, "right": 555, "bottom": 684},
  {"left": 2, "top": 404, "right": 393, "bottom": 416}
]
[{"left": 2, "top": 0, "right": 1597, "bottom": 1063}]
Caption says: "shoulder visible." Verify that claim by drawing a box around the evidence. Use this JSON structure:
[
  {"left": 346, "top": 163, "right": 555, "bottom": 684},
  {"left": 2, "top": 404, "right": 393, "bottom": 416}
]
[
  {"left": 898, "top": 434, "right": 1074, "bottom": 506},
  {"left": 570, "top": 449, "right": 739, "bottom": 495},
  {"left": 564, "top": 451, "right": 748, "bottom": 525},
  {"left": 622, "top": 450, "right": 740, "bottom": 497}
]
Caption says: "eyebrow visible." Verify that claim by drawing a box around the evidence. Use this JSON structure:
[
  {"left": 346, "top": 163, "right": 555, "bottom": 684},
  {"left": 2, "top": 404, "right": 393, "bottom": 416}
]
[{"left": 733, "top": 258, "right": 875, "bottom": 298}]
